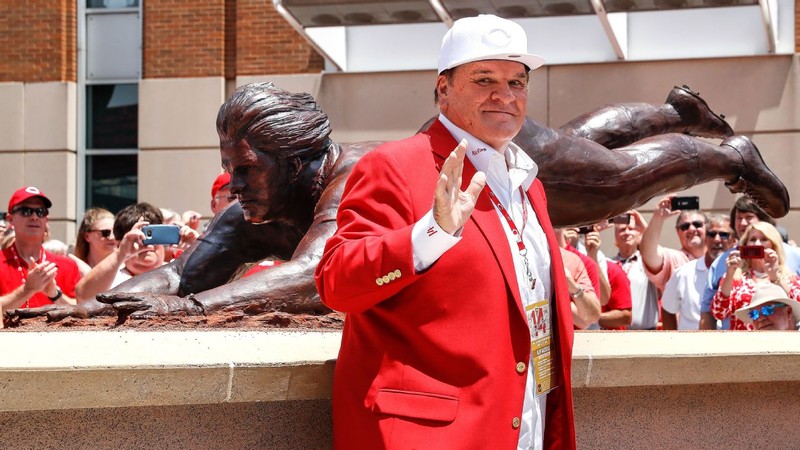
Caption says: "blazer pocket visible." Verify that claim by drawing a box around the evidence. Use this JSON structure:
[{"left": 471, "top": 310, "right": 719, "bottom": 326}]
[
  {"left": 371, "top": 361, "right": 460, "bottom": 423},
  {"left": 374, "top": 388, "right": 459, "bottom": 423}
]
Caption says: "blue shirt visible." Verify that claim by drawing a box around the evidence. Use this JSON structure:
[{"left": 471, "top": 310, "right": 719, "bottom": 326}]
[{"left": 700, "top": 242, "right": 800, "bottom": 329}]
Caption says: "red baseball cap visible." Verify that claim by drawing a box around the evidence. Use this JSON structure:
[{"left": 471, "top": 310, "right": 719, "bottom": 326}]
[
  {"left": 8, "top": 186, "right": 52, "bottom": 213},
  {"left": 211, "top": 173, "right": 231, "bottom": 199}
]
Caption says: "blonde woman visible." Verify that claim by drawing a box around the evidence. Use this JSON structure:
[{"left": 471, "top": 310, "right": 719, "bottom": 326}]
[
  {"left": 711, "top": 221, "right": 800, "bottom": 330},
  {"left": 73, "top": 208, "right": 116, "bottom": 272}
]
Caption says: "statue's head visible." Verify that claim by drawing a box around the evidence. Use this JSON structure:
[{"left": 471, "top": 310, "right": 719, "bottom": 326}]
[{"left": 215, "top": 82, "right": 332, "bottom": 223}]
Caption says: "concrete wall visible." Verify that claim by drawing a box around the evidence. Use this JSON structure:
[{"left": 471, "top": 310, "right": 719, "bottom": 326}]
[
  {"left": 1, "top": 331, "right": 797, "bottom": 449},
  {"left": 0, "top": 81, "right": 77, "bottom": 241}
]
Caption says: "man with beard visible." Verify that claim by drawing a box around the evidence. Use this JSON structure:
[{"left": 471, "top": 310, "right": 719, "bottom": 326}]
[{"left": 661, "top": 214, "right": 735, "bottom": 330}]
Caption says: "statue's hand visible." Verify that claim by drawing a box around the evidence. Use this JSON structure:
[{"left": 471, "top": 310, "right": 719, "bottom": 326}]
[
  {"left": 6, "top": 304, "right": 61, "bottom": 320},
  {"left": 97, "top": 292, "right": 204, "bottom": 321},
  {"left": 5, "top": 300, "right": 113, "bottom": 323}
]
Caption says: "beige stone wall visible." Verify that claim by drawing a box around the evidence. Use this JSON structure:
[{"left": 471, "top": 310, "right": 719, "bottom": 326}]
[
  {"left": 137, "top": 77, "right": 226, "bottom": 218},
  {"left": 0, "top": 81, "right": 76, "bottom": 242}
]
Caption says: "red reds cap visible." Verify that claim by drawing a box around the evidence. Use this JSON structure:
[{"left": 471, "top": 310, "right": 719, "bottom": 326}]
[
  {"left": 8, "top": 186, "right": 53, "bottom": 213},
  {"left": 211, "top": 173, "right": 231, "bottom": 199}
]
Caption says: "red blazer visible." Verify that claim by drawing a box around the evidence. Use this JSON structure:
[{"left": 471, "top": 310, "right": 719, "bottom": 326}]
[{"left": 315, "top": 120, "right": 576, "bottom": 450}]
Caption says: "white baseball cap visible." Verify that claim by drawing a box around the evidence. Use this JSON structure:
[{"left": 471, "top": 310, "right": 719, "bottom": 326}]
[{"left": 437, "top": 14, "right": 545, "bottom": 74}]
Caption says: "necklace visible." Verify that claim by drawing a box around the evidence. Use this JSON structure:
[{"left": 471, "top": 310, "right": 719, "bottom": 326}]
[{"left": 752, "top": 269, "right": 768, "bottom": 279}]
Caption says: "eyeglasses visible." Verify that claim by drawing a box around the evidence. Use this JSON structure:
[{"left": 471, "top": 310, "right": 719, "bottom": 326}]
[
  {"left": 748, "top": 303, "right": 787, "bottom": 321},
  {"left": 12, "top": 206, "right": 49, "bottom": 218},
  {"left": 88, "top": 229, "right": 113, "bottom": 239},
  {"left": 677, "top": 221, "right": 704, "bottom": 231},
  {"left": 706, "top": 230, "right": 731, "bottom": 239}
]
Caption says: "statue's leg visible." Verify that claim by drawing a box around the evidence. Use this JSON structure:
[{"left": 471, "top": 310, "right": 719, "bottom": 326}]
[
  {"left": 558, "top": 85, "right": 733, "bottom": 148},
  {"left": 537, "top": 133, "right": 788, "bottom": 226}
]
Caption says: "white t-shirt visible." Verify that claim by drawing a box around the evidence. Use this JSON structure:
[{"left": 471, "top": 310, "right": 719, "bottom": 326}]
[{"left": 661, "top": 257, "right": 708, "bottom": 330}]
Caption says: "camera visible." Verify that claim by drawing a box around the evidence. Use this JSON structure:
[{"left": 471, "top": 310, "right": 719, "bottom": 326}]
[
  {"left": 608, "top": 214, "right": 631, "bottom": 225},
  {"left": 670, "top": 196, "right": 700, "bottom": 211},
  {"left": 739, "top": 245, "right": 765, "bottom": 259},
  {"left": 142, "top": 224, "right": 181, "bottom": 246},
  {"left": 577, "top": 226, "right": 594, "bottom": 234}
]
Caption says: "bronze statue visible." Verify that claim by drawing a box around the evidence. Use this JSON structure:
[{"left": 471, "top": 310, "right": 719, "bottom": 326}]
[{"left": 5, "top": 82, "right": 788, "bottom": 324}]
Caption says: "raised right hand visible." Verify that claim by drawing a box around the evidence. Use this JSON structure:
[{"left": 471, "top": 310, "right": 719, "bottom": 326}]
[{"left": 433, "top": 139, "right": 486, "bottom": 234}]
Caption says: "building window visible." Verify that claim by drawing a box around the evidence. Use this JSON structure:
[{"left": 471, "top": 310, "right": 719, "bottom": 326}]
[
  {"left": 87, "top": 0, "right": 139, "bottom": 9},
  {"left": 80, "top": 1, "right": 140, "bottom": 215},
  {"left": 87, "top": 84, "right": 138, "bottom": 150},
  {"left": 86, "top": 154, "right": 138, "bottom": 213}
]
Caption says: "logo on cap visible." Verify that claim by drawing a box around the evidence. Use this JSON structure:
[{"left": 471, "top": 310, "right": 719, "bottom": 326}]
[
  {"left": 25, "top": 187, "right": 41, "bottom": 195},
  {"left": 483, "top": 28, "right": 512, "bottom": 49}
]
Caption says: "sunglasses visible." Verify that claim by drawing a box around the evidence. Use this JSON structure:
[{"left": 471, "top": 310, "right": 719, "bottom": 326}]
[
  {"left": 89, "top": 229, "right": 113, "bottom": 239},
  {"left": 12, "top": 206, "right": 49, "bottom": 218},
  {"left": 748, "top": 303, "right": 787, "bottom": 321},
  {"left": 677, "top": 221, "right": 704, "bottom": 231},
  {"left": 706, "top": 230, "right": 731, "bottom": 239}
]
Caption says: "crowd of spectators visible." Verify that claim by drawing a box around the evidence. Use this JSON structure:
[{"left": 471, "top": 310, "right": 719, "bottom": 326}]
[{"left": 0, "top": 173, "right": 796, "bottom": 333}]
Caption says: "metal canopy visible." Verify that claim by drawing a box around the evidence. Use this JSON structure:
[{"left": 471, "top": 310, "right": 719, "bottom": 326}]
[{"left": 273, "top": 0, "right": 782, "bottom": 71}]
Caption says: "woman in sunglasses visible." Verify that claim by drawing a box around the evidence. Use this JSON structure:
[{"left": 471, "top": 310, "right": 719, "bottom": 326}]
[
  {"left": 711, "top": 221, "right": 800, "bottom": 330},
  {"left": 73, "top": 208, "right": 116, "bottom": 273}
]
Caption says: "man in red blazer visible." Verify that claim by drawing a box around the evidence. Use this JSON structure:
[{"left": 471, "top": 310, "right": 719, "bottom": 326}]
[{"left": 316, "top": 14, "right": 576, "bottom": 450}]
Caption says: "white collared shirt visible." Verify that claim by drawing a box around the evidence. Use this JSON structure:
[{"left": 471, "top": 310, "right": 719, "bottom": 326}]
[{"left": 411, "top": 114, "right": 552, "bottom": 450}]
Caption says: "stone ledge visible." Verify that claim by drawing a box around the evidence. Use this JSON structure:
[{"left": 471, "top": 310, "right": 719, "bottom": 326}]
[
  {"left": 2, "top": 330, "right": 799, "bottom": 412},
  {"left": 572, "top": 331, "right": 800, "bottom": 388},
  {"left": 0, "top": 330, "right": 340, "bottom": 412}
]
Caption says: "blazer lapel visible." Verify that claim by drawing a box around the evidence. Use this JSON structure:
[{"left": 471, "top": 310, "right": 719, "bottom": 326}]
[{"left": 427, "top": 120, "right": 524, "bottom": 314}]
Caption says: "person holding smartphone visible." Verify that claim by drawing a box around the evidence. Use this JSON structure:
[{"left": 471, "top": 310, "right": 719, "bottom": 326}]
[
  {"left": 711, "top": 221, "right": 800, "bottom": 330},
  {"left": 74, "top": 203, "right": 198, "bottom": 302},
  {"left": 638, "top": 194, "right": 707, "bottom": 292}
]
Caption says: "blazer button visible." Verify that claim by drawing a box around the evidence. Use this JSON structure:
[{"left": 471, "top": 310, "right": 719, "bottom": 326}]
[
  {"left": 388, "top": 271, "right": 397, "bottom": 281},
  {"left": 376, "top": 278, "right": 384, "bottom": 286},
  {"left": 382, "top": 275, "right": 391, "bottom": 284},
  {"left": 393, "top": 269, "right": 402, "bottom": 278},
  {"left": 512, "top": 417, "right": 521, "bottom": 429},
  {"left": 516, "top": 362, "right": 526, "bottom": 373}
]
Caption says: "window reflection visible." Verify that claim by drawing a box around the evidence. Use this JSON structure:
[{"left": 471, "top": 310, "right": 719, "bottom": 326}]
[
  {"left": 87, "top": 0, "right": 139, "bottom": 8},
  {"left": 86, "top": 154, "right": 138, "bottom": 214},
  {"left": 86, "top": 84, "right": 138, "bottom": 150}
]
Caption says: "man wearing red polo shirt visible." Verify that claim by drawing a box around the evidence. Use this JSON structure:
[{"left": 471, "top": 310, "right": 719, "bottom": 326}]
[{"left": 0, "top": 187, "right": 80, "bottom": 311}]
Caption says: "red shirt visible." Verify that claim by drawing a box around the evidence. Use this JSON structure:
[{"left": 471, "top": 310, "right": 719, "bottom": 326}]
[
  {"left": 603, "top": 260, "right": 633, "bottom": 330},
  {"left": 566, "top": 243, "right": 600, "bottom": 295},
  {"left": 0, "top": 246, "right": 81, "bottom": 308}
]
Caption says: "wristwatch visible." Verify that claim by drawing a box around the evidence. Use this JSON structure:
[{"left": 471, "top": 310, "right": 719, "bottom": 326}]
[
  {"left": 47, "top": 287, "right": 63, "bottom": 302},
  {"left": 569, "top": 286, "right": 584, "bottom": 299}
]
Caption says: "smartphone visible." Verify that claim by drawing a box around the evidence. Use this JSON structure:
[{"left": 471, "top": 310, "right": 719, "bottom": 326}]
[
  {"left": 609, "top": 214, "right": 631, "bottom": 225},
  {"left": 142, "top": 224, "right": 181, "bottom": 246},
  {"left": 739, "top": 245, "right": 765, "bottom": 259},
  {"left": 577, "top": 226, "right": 594, "bottom": 234},
  {"left": 671, "top": 196, "right": 700, "bottom": 211}
]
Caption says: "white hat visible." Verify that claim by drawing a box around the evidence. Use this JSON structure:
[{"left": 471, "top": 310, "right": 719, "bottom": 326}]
[
  {"left": 734, "top": 283, "right": 800, "bottom": 325},
  {"left": 437, "top": 14, "right": 545, "bottom": 74}
]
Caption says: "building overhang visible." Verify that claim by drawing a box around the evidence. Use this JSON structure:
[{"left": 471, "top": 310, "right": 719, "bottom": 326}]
[{"left": 273, "top": 0, "right": 790, "bottom": 72}]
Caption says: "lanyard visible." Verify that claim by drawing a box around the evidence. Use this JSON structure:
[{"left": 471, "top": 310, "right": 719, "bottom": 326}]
[{"left": 485, "top": 186, "right": 536, "bottom": 291}]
